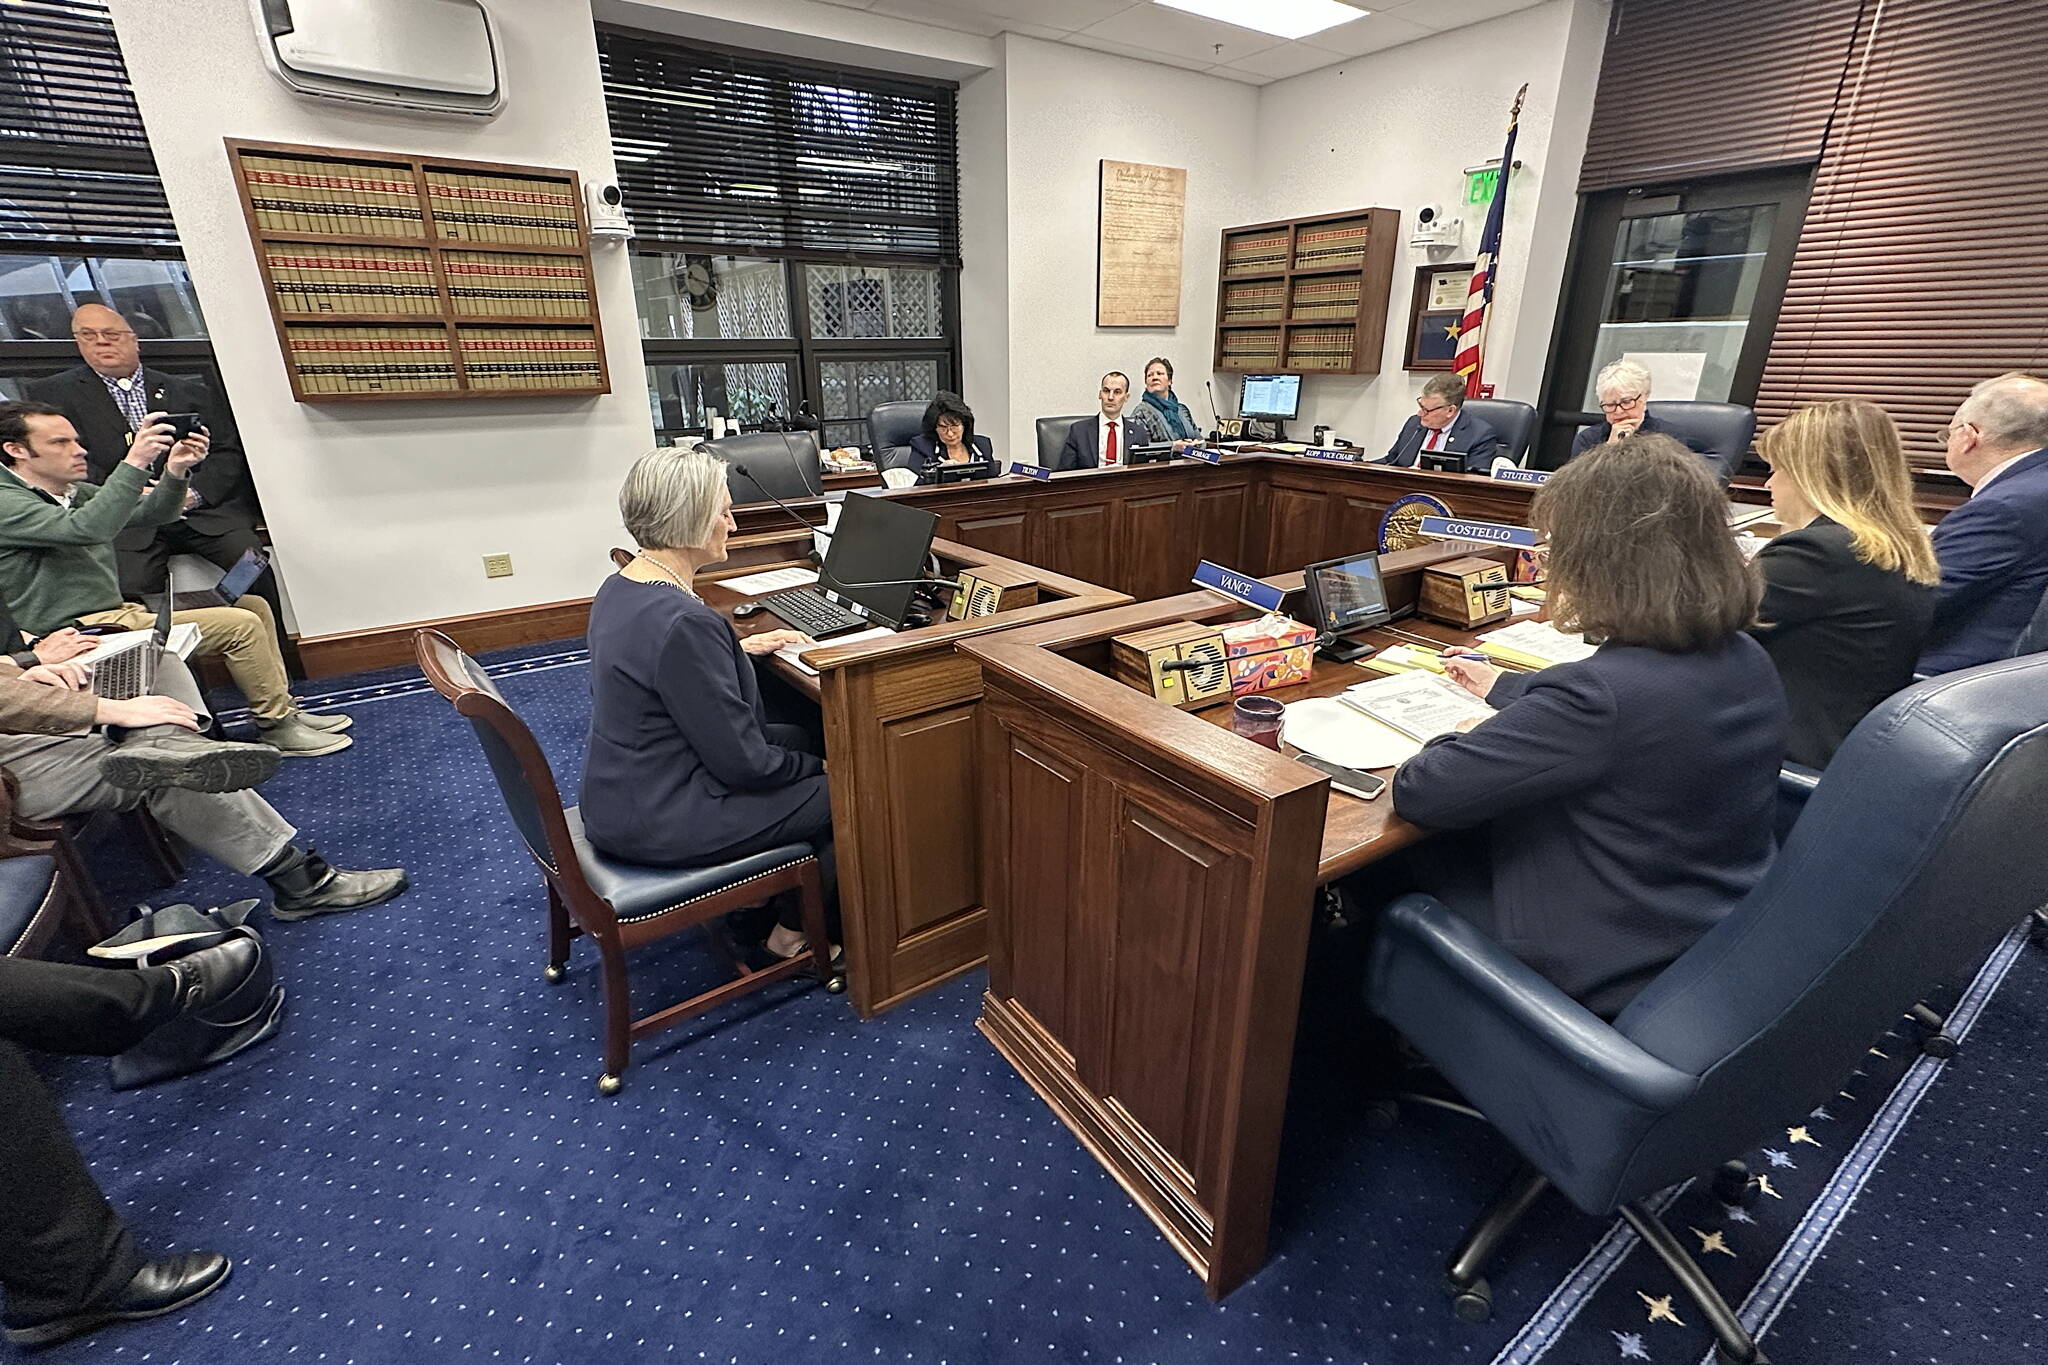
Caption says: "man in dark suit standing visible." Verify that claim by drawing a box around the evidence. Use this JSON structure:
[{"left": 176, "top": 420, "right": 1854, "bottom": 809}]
[
  {"left": 1919, "top": 372, "right": 2048, "bottom": 673},
  {"left": 26, "top": 305, "right": 282, "bottom": 645},
  {"left": 1056, "top": 372, "right": 1144, "bottom": 472},
  {"left": 1383, "top": 374, "right": 1503, "bottom": 472}
]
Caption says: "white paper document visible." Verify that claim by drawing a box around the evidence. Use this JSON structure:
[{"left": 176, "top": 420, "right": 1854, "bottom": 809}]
[
  {"left": 775, "top": 626, "right": 893, "bottom": 676},
  {"left": 1281, "top": 696, "right": 1424, "bottom": 769},
  {"left": 1341, "top": 671, "right": 1496, "bottom": 743},
  {"left": 719, "top": 566, "right": 819, "bottom": 596},
  {"left": 1477, "top": 619, "right": 1600, "bottom": 667}
]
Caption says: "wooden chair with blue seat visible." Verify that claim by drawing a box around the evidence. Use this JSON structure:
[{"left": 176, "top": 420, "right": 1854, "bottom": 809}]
[
  {"left": 0, "top": 770, "right": 115, "bottom": 960},
  {"left": 414, "top": 628, "right": 839, "bottom": 1095},
  {"left": 1361, "top": 652, "right": 2048, "bottom": 1364}
]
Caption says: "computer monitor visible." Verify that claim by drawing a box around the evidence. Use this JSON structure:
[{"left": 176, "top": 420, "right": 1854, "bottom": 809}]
[
  {"left": 1125, "top": 442, "right": 1176, "bottom": 466},
  {"left": 1239, "top": 374, "right": 1302, "bottom": 420},
  {"left": 1303, "top": 551, "right": 1409, "bottom": 661},
  {"left": 930, "top": 458, "right": 996, "bottom": 485},
  {"left": 818, "top": 491, "right": 940, "bottom": 629}
]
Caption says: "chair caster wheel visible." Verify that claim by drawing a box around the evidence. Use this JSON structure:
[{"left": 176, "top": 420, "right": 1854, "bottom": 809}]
[
  {"left": 1920, "top": 1032, "right": 1958, "bottom": 1059},
  {"left": 824, "top": 973, "right": 847, "bottom": 995},
  {"left": 1713, "top": 1162, "right": 1760, "bottom": 1208},
  {"left": 544, "top": 964, "right": 566, "bottom": 984},
  {"left": 597, "top": 1073, "right": 623, "bottom": 1096},
  {"left": 1714, "top": 1344, "right": 1768, "bottom": 1365},
  {"left": 1363, "top": 1099, "right": 1400, "bottom": 1132},
  {"left": 1448, "top": 1277, "right": 1492, "bottom": 1323}
]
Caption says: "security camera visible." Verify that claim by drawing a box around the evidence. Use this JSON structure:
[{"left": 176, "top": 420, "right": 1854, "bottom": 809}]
[
  {"left": 586, "top": 181, "right": 633, "bottom": 242},
  {"left": 1416, "top": 203, "right": 1443, "bottom": 227},
  {"left": 1410, "top": 201, "right": 1461, "bottom": 248}
]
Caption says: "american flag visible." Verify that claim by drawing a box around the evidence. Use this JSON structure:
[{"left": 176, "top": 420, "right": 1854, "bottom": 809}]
[{"left": 1453, "top": 84, "right": 1528, "bottom": 396}]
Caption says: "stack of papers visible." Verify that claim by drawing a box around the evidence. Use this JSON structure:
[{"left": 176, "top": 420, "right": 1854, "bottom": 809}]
[
  {"left": 1356, "top": 643, "right": 1450, "bottom": 676},
  {"left": 775, "top": 626, "right": 892, "bottom": 676},
  {"left": 1341, "top": 671, "right": 1495, "bottom": 743},
  {"left": 719, "top": 566, "right": 818, "bottom": 596},
  {"left": 1281, "top": 697, "right": 1423, "bottom": 769},
  {"left": 1474, "top": 620, "right": 1598, "bottom": 670}
]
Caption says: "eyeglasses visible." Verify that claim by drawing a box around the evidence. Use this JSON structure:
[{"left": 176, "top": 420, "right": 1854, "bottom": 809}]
[
  {"left": 1598, "top": 395, "right": 1645, "bottom": 412},
  {"left": 1416, "top": 401, "right": 1452, "bottom": 415},
  {"left": 72, "top": 329, "right": 135, "bottom": 342}
]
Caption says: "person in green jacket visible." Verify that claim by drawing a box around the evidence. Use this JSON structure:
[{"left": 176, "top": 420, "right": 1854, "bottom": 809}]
[{"left": 0, "top": 402, "right": 346, "bottom": 757}]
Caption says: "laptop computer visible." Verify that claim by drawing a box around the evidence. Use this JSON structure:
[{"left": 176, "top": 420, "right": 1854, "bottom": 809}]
[
  {"left": 170, "top": 547, "right": 268, "bottom": 610},
  {"left": 83, "top": 576, "right": 176, "bottom": 701}
]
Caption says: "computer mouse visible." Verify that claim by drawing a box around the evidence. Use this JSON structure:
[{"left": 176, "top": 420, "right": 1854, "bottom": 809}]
[{"left": 732, "top": 602, "right": 764, "bottom": 619}]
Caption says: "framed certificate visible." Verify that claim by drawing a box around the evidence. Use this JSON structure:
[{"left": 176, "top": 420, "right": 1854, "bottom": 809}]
[{"left": 1404, "top": 262, "right": 1474, "bottom": 371}]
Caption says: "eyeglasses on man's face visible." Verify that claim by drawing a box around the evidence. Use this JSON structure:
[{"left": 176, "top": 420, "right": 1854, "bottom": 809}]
[
  {"left": 1416, "top": 401, "right": 1452, "bottom": 416},
  {"left": 1598, "top": 394, "right": 1646, "bottom": 413},
  {"left": 73, "top": 329, "right": 136, "bottom": 343}
]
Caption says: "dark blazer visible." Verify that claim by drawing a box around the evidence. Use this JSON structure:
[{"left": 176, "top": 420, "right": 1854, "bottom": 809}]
[
  {"left": 24, "top": 366, "right": 258, "bottom": 545},
  {"left": 908, "top": 432, "right": 994, "bottom": 482},
  {"left": 1391, "top": 637, "right": 1787, "bottom": 1016},
  {"left": 1920, "top": 446, "right": 2048, "bottom": 674},
  {"left": 580, "top": 576, "right": 826, "bottom": 866},
  {"left": 1749, "top": 516, "right": 1935, "bottom": 768},
  {"left": 1568, "top": 411, "right": 1713, "bottom": 462},
  {"left": 1384, "top": 409, "right": 1503, "bottom": 472},
  {"left": 1055, "top": 414, "right": 1145, "bottom": 472}
]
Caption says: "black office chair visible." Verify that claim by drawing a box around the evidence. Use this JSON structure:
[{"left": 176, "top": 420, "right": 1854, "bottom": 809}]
[
  {"left": 1460, "top": 398, "right": 1537, "bottom": 466},
  {"left": 2013, "top": 582, "right": 2048, "bottom": 657},
  {"left": 1363, "top": 652, "right": 2048, "bottom": 1364},
  {"left": 711, "top": 431, "right": 823, "bottom": 504},
  {"left": 866, "top": 401, "right": 927, "bottom": 473},
  {"left": 1036, "top": 415, "right": 1089, "bottom": 470},
  {"left": 1645, "top": 401, "right": 1756, "bottom": 482}
]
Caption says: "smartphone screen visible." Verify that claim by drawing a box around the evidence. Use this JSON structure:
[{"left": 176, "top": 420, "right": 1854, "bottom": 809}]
[{"left": 1294, "top": 753, "right": 1388, "bottom": 800}]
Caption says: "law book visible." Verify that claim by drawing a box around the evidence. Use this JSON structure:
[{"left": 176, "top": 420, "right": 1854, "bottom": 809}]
[{"left": 1340, "top": 671, "right": 1495, "bottom": 743}]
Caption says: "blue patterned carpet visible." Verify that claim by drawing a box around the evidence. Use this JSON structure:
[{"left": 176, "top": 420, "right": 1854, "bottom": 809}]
[{"left": 12, "top": 640, "right": 2044, "bottom": 1364}]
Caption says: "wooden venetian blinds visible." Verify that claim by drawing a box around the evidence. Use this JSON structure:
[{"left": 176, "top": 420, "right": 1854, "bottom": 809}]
[
  {"left": 1578, "top": 0, "right": 1865, "bottom": 192},
  {"left": 1756, "top": 0, "right": 2048, "bottom": 468}
]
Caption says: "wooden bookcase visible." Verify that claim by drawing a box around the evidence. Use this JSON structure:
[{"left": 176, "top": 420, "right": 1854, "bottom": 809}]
[
  {"left": 1212, "top": 206, "right": 1399, "bottom": 376},
  {"left": 226, "top": 139, "right": 610, "bottom": 403}
]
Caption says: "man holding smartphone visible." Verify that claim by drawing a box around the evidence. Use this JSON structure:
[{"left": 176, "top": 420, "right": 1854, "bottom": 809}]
[{"left": 0, "top": 403, "right": 349, "bottom": 757}]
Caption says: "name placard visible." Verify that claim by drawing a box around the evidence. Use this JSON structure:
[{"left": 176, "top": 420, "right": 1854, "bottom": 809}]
[
  {"left": 1300, "top": 446, "right": 1365, "bottom": 464},
  {"left": 1416, "top": 515, "right": 1543, "bottom": 548},
  {"left": 1192, "top": 560, "right": 1286, "bottom": 611},
  {"left": 1007, "top": 461, "right": 1053, "bottom": 481},
  {"left": 1180, "top": 446, "right": 1224, "bottom": 464},
  {"left": 1490, "top": 466, "right": 1551, "bottom": 485}
]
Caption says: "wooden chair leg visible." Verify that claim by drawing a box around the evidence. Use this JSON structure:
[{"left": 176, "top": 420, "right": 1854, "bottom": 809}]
[
  {"left": 795, "top": 860, "right": 843, "bottom": 995},
  {"left": 596, "top": 937, "right": 632, "bottom": 1096},
  {"left": 52, "top": 832, "right": 118, "bottom": 942},
  {"left": 544, "top": 883, "right": 571, "bottom": 984}
]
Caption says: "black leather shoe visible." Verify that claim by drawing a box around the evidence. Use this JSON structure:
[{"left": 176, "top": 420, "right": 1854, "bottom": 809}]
[
  {"left": 3, "top": 1252, "right": 231, "bottom": 1347},
  {"left": 161, "top": 936, "right": 262, "bottom": 1018}
]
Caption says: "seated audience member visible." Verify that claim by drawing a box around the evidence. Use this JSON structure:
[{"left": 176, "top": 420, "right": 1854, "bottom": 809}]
[
  {"left": 1383, "top": 435, "right": 1787, "bottom": 1016},
  {"left": 1132, "top": 357, "right": 1201, "bottom": 449},
  {"left": 1918, "top": 372, "right": 2048, "bottom": 673},
  {"left": 582, "top": 446, "right": 834, "bottom": 963},
  {"left": 2, "top": 947, "right": 260, "bottom": 1346},
  {"left": 1750, "top": 400, "right": 1938, "bottom": 767},
  {"left": 0, "top": 402, "right": 347, "bottom": 757},
  {"left": 907, "top": 393, "right": 994, "bottom": 482},
  {"left": 1057, "top": 372, "right": 1143, "bottom": 471},
  {"left": 1568, "top": 358, "right": 1715, "bottom": 462},
  {"left": 1383, "top": 374, "right": 1503, "bottom": 472},
  {"left": 0, "top": 646, "right": 407, "bottom": 917},
  {"left": 27, "top": 304, "right": 282, "bottom": 640}
]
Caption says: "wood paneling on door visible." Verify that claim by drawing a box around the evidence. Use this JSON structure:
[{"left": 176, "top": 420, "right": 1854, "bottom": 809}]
[{"left": 1039, "top": 501, "right": 1118, "bottom": 586}]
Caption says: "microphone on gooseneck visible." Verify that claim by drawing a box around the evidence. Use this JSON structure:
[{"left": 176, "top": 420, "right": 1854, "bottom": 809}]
[
  {"left": 1205, "top": 380, "right": 1221, "bottom": 442},
  {"left": 730, "top": 463, "right": 831, "bottom": 567}
]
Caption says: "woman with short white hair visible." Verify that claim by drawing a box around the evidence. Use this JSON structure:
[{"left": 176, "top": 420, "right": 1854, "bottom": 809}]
[
  {"left": 1568, "top": 358, "right": 1661, "bottom": 459},
  {"left": 580, "top": 444, "right": 834, "bottom": 962}
]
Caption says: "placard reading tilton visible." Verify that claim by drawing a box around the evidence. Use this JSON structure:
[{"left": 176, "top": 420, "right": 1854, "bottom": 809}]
[{"left": 1097, "top": 159, "right": 1186, "bottom": 328}]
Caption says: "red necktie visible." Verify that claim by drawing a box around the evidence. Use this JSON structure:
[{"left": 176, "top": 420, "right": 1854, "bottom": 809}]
[
  {"left": 1424, "top": 427, "right": 1442, "bottom": 451},
  {"left": 1105, "top": 420, "right": 1118, "bottom": 466}
]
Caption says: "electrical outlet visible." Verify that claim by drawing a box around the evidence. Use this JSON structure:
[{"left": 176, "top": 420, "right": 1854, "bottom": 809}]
[{"left": 482, "top": 553, "right": 514, "bottom": 579}]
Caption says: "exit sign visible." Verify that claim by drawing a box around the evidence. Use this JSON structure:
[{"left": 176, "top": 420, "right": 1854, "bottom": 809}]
[{"left": 1465, "top": 166, "right": 1501, "bottom": 205}]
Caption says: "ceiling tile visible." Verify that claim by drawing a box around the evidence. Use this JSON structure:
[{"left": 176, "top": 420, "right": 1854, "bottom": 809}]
[
  {"left": 1379, "top": 0, "right": 1541, "bottom": 33},
  {"left": 864, "top": 0, "right": 1007, "bottom": 35},
  {"left": 898, "top": 0, "right": 1133, "bottom": 32},
  {"left": 1223, "top": 41, "right": 1347, "bottom": 79},
  {"left": 1208, "top": 64, "right": 1275, "bottom": 84},
  {"left": 1074, "top": 5, "right": 1286, "bottom": 66},
  {"left": 1062, "top": 30, "right": 1219, "bottom": 72},
  {"left": 1299, "top": 10, "right": 1435, "bottom": 56}
]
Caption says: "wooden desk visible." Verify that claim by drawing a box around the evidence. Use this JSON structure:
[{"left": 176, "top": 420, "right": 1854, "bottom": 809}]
[
  {"left": 695, "top": 536, "right": 1128, "bottom": 1017},
  {"left": 957, "top": 546, "right": 1488, "bottom": 1299}
]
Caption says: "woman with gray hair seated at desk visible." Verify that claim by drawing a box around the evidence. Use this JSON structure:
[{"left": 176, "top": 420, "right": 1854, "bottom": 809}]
[{"left": 579, "top": 444, "right": 835, "bottom": 963}]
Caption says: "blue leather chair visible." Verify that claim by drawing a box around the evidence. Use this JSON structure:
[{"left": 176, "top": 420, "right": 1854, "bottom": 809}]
[
  {"left": 0, "top": 771, "right": 111, "bottom": 960},
  {"left": 416, "top": 629, "right": 840, "bottom": 1095},
  {"left": 1460, "top": 398, "right": 1538, "bottom": 466},
  {"left": 711, "top": 431, "right": 824, "bottom": 505},
  {"left": 2013, "top": 583, "right": 2048, "bottom": 657},
  {"left": 866, "top": 401, "right": 927, "bottom": 473},
  {"left": 1036, "top": 415, "right": 1089, "bottom": 470},
  {"left": 1364, "top": 652, "right": 2048, "bottom": 1365},
  {"left": 1646, "top": 400, "right": 1756, "bottom": 482}
]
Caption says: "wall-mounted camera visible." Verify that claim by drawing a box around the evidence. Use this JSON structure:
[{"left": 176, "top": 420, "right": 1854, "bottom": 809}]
[
  {"left": 586, "top": 181, "right": 633, "bottom": 242},
  {"left": 1409, "top": 201, "right": 1462, "bottom": 248}
]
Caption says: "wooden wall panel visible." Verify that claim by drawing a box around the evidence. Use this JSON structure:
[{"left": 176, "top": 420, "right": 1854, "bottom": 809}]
[
  {"left": 1001, "top": 735, "right": 1086, "bottom": 1046},
  {"left": 949, "top": 509, "right": 1031, "bottom": 562},
  {"left": 1039, "top": 501, "right": 1119, "bottom": 587},
  {"left": 880, "top": 704, "right": 981, "bottom": 944}
]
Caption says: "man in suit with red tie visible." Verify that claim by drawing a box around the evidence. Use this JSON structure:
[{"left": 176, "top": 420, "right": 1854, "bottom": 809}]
[
  {"left": 1056, "top": 372, "right": 1143, "bottom": 471},
  {"left": 1384, "top": 374, "right": 1504, "bottom": 473}
]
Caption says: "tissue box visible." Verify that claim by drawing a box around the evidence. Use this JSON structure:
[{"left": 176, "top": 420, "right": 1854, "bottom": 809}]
[{"left": 1220, "top": 614, "right": 1317, "bottom": 695}]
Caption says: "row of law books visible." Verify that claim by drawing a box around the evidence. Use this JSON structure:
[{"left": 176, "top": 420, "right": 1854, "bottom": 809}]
[
  {"left": 425, "top": 170, "right": 579, "bottom": 247},
  {"left": 1223, "top": 280, "right": 1285, "bottom": 323},
  {"left": 264, "top": 244, "right": 440, "bottom": 316},
  {"left": 1286, "top": 327, "right": 1356, "bottom": 369},
  {"left": 1294, "top": 221, "right": 1369, "bottom": 269},
  {"left": 442, "top": 251, "right": 594, "bottom": 318},
  {"left": 242, "top": 154, "right": 425, "bottom": 239},
  {"left": 284, "top": 325, "right": 460, "bottom": 395},
  {"left": 1289, "top": 276, "right": 1360, "bottom": 319},
  {"left": 454, "top": 326, "right": 603, "bottom": 390},
  {"left": 1223, "top": 232, "right": 1289, "bottom": 274}
]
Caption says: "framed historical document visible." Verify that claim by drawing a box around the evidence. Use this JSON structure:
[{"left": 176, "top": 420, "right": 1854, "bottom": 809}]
[
  {"left": 1404, "top": 262, "right": 1474, "bottom": 371},
  {"left": 1097, "top": 159, "right": 1186, "bottom": 328}
]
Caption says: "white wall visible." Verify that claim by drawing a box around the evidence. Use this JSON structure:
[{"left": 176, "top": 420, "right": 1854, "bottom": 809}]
[
  {"left": 956, "top": 57, "right": 1012, "bottom": 455},
  {"left": 1247, "top": 0, "right": 1604, "bottom": 447},
  {"left": 990, "top": 34, "right": 1259, "bottom": 459},
  {"left": 106, "top": 0, "right": 651, "bottom": 640}
]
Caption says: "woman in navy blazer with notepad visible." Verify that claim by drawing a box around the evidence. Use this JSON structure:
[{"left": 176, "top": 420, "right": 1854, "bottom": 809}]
[{"left": 1387, "top": 436, "right": 1788, "bottom": 1016}]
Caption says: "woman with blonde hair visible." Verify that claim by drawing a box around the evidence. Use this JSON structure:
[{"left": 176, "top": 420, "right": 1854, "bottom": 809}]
[{"left": 1752, "top": 399, "right": 1938, "bottom": 767}]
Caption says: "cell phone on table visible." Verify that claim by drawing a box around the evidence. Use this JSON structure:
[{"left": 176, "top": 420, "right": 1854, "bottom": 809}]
[{"left": 1294, "top": 753, "right": 1388, "bottom": 801}]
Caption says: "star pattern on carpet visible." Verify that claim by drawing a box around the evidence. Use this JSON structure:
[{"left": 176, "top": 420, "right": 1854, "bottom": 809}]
[
  {"left": 1809, "top": 1104, "right": 1835, "bottom": 1121},
  {"left": 1639, "top": 1291, "right": 1686, "bottom": 1326},
  {"left": 1691, "top": 1227, "right": 1736, "bottom": 1257},
  {"left": 1613, "top": 1328, "right": 1652, "bottom": 1359},
  {"left": 1726, "top": 1204, "right": 1758, "bottom": 1225},
  {"left": 1762, "top": 1147, "right": 1796, "bottom": 1168},
  {"left": 1758, "top": 1174, "right": 1786, "bottom": 1199},
  {"left": 1788, "top": 1125, "right": 1822, "bottom": 1147}
]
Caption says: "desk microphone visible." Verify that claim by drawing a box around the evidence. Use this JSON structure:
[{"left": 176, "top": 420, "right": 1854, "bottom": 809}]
[
  {"left": 730, "top": 463, "right": 831, "bottom": 567},
  {"left": 1204, "top": 379, "right": 1221, "bottom": 441},
  {"left": 1160, "top": 633, "right": 1332, "bottom": 672}
]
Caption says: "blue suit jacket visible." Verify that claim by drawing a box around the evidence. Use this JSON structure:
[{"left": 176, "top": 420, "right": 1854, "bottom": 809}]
[
  {"left": 1920, "top": 446, "right": 2048, "bottom": 673},
  {"left": 1391, "top": 637, "right": 1787, "bottom": 1015},
  {"left": 1384, "top": 409, "right": 1502, "bottom": 472}
]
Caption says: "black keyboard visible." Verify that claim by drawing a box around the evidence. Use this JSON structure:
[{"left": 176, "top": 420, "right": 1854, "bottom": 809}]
[{"left": 760, "top": 586, "right": 870, "bottom": 636}]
